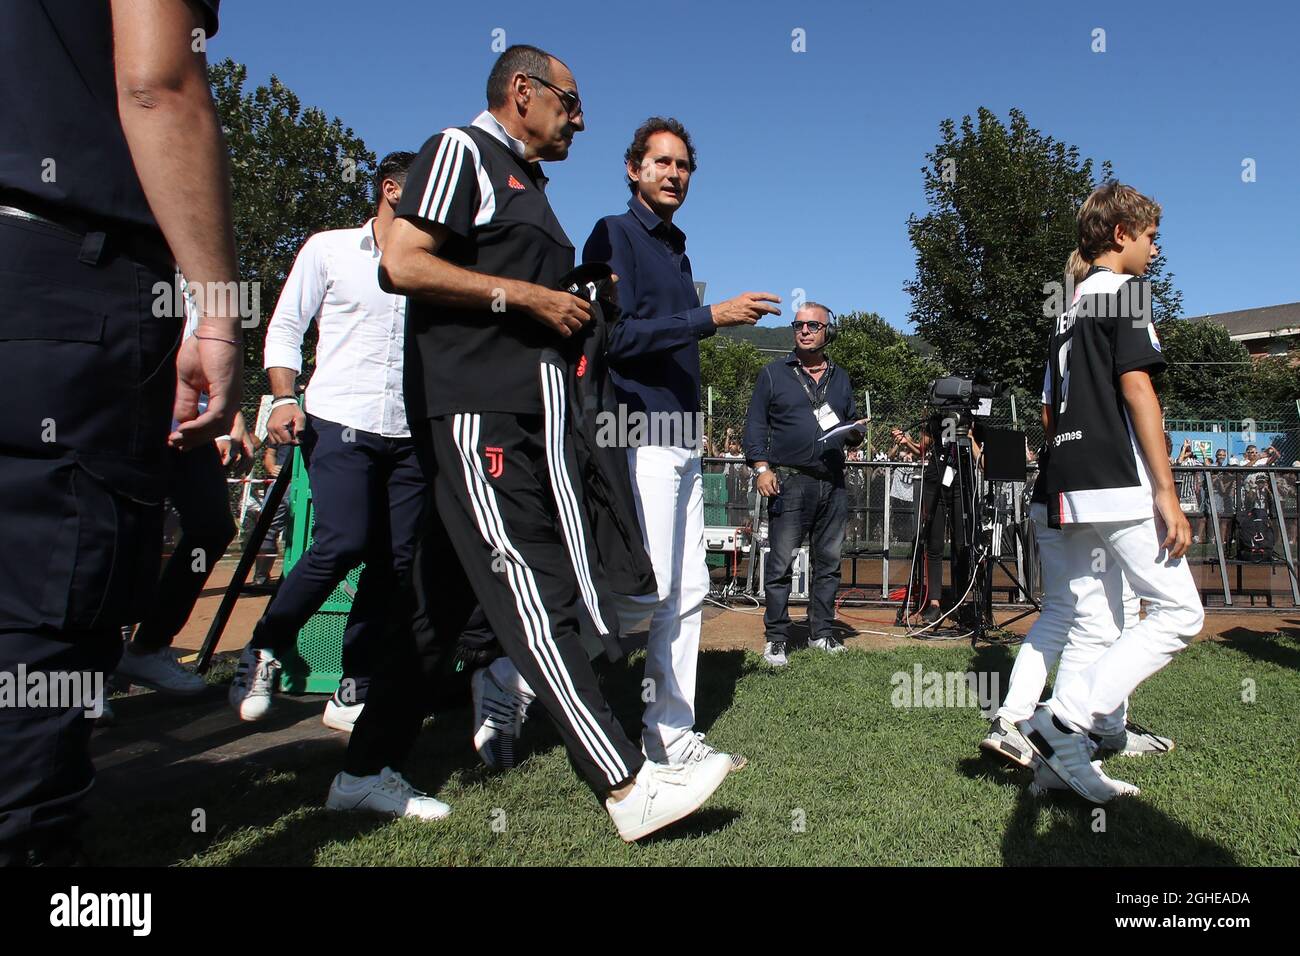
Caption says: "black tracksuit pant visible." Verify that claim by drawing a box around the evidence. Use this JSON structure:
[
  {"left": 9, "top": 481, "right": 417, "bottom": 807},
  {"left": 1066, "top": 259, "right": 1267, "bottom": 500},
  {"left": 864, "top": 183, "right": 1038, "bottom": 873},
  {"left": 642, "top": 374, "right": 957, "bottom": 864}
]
[{"left": 345, "top": 411, "right": 645, "bottom": 793}]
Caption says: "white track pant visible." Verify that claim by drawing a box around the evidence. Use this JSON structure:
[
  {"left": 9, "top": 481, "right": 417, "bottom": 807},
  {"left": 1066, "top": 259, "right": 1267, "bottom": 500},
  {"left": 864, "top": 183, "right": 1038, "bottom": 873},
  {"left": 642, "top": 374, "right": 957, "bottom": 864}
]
[
  {"left": 1035, "top": 508, "right": 1203, "bottom": 735},
  {"left": 489, "top": 445, "right": 709, "bottom": 764},
  {"left": 997, "top": 504, "right": 1140, "bottom": 735}
]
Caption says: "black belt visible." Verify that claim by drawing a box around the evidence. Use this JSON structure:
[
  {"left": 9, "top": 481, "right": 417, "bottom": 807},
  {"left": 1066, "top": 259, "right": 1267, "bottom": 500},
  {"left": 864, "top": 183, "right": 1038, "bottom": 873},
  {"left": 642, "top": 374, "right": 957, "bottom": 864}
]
[
  {"left": 0, "top": 192, "right": 173, "bottom": 271},
  {"left": 778, "top": 464, "right": 836, "bottom": 482}
]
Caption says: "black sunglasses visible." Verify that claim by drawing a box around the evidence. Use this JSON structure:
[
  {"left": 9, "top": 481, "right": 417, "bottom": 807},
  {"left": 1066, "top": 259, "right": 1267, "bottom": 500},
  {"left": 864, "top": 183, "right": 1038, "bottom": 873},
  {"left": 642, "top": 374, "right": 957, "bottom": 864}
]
[
  {"left": 527, "top": 74, "right": 582, "bottom": 118},
  {"left": 792, "top": 320, "right": 826, "bottom": 332}
]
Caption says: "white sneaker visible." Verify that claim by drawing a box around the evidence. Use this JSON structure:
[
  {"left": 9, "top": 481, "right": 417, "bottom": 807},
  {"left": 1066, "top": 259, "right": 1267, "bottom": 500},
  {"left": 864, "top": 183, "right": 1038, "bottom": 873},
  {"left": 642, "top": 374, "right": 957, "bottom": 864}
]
[
  {"left": 606, "top": 753, "right": 731, "bottom": 842},
  {"left": 763, "top": 641, "right": 789, "bottom": 667},
  {"left": 471, "top": 666, "right": 532, "bottom": 770},
  {"left": 116, "top": 646, "right": 207, "bottom": 696},
  {"left": 807, "top": 636, "right": 848, "bottom": 654},
  {"left": 322, "top": 693, "right": 363, "bottom": 733},
  {"left": 325, "top": 767, "right": 450, "bottom": 820},
  {"left": 228, "top": 644, "right": 280, "bottom": 722},
  {"left": 673, "top": 730, "right": 748, "bottom": 773},
  {"left": 1028, "top": 757, "right": 1140, "bottom": 799},
  {"left": 1017, "top": 705, "right": 1135, "bottom": 804}
]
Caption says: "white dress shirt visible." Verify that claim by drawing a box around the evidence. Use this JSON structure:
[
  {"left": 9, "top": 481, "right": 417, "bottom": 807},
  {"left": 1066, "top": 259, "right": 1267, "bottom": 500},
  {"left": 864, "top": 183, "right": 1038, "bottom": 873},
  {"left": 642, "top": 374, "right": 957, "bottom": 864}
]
[{"left": 263, "top": 219, "right": 409, "bottom": 437}]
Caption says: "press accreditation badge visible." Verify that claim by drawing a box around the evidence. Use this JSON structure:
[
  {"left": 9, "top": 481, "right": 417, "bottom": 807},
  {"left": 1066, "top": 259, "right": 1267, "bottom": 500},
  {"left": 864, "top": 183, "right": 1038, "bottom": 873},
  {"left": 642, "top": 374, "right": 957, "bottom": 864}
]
[
  {"left": 942, "top": 465, "right": 955, "bottom": 487},
  {"left": 815, "top": 403, "right": 840, "bottom": 432}
]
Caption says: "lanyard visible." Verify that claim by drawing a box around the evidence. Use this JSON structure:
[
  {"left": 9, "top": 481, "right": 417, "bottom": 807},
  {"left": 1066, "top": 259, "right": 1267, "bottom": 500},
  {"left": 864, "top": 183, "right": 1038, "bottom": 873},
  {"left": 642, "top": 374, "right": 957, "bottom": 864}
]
[{"left": 791, "top": 363, "right": 832, "bottom": 411}]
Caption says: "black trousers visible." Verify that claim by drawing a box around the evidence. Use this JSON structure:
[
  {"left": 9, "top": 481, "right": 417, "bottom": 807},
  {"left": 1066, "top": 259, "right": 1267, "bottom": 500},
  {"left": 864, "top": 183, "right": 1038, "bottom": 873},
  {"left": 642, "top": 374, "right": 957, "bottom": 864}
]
[
  {"left": 920, "top": 481, "right": 969, "bottom": 608},
  {"left": 253, "top": 415, "right": 424, "bottom": 700},
  {"left": 0, "top": 213, "right": 177, "bottom": 861},
  {"left": 345, "top": 412, "right": 644, "bottom": 793},
  {"left": 133, "top": 444, "right": 236, "bottom": 651}
]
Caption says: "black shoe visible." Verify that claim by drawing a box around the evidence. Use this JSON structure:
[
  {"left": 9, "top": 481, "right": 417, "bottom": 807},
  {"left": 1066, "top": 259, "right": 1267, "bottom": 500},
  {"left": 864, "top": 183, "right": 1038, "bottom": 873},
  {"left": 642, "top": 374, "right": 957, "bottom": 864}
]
[{"left": 921, "top": 605, "right": 943, "bottom": 625}]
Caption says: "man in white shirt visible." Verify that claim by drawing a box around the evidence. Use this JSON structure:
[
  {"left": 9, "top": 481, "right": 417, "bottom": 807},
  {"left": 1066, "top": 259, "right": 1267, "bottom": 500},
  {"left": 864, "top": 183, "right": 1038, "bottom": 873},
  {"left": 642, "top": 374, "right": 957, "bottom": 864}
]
[{"left": 229, "top": 152, "right": 422, "bottom": 732}]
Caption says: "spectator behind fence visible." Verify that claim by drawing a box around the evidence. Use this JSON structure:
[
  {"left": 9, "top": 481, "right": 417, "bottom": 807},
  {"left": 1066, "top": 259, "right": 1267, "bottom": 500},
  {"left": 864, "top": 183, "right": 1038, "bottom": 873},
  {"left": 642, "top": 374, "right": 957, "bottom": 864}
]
[
  {"left": 0, "top": 0, "right": 240, "bottom": 866},
  {"left": 229, "top": 151, "right": 425, "bottom": 735},
  {"left": 744, "top": 304, "right": 867, "bottom": 667}
]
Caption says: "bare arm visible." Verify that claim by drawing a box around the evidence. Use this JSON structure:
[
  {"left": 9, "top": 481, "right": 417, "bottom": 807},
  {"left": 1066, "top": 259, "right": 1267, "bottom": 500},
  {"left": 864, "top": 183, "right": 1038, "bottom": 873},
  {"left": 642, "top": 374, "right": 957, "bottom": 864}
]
[
  {"left": 1120, "top": 369, "right": 1190, "bottom": 557},
  {"left": 112, "top": 0, "right": 241, "bottom": 446},
  {"left": 265, "top": 367, "right": 305, "bottom": 445},
  {"left": 380, "top": 217, "right": 593, "bottom": 337}
]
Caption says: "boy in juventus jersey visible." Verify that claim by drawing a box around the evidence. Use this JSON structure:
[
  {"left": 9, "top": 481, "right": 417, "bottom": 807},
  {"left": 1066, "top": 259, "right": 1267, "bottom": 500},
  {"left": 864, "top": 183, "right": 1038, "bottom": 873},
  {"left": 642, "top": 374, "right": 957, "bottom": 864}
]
[{"left": 1016, "top": 183, "right": 1203, "bottom": 803}]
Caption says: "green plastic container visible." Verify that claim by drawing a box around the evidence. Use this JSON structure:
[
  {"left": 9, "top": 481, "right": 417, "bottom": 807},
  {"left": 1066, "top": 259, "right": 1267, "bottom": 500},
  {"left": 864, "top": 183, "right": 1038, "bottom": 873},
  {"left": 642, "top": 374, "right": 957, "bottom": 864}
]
[{"left": 276, "top": 446, "right": 360, "bottom": 694}]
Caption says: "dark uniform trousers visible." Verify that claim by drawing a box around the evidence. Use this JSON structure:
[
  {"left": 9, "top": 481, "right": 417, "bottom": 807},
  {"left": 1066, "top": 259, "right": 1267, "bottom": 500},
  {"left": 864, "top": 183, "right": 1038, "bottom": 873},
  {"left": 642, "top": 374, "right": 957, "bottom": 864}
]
[
  {"left": 345, "top": 410, "right": 645, "bottom": 793},
  {"left": 133, "top": 443, "right": 236, "bottom": 651},
  {"left": 0, "top": 215, "right": 178, "bottom": 862}
]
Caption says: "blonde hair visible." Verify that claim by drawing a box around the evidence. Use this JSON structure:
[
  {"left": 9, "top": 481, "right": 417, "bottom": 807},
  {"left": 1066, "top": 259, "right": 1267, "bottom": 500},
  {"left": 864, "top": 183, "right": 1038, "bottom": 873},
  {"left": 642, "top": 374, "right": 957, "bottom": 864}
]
[
  {"left": 1065, "top": 250, "right": 1091, "bottom": 285},
  {"left": 1077, "top": 182, "right": 1161, "bottom": 262}
]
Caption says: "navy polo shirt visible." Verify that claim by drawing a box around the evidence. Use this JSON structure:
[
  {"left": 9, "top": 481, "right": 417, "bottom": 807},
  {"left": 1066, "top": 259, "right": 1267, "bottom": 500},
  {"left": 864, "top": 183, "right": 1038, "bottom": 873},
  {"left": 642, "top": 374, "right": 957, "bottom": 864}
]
[
  {"left": 582, "top": 198, "right": 714, "bottom": 432},
  {"left": 743, "top": 353, "right": 859, "bottom": 478}
]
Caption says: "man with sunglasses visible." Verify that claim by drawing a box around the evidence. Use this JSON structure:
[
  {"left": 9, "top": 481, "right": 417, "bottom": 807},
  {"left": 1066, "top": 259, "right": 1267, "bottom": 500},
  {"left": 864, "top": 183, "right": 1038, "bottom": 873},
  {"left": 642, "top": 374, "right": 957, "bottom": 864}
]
[
  {"left": 330, "top": 46, "right": 734, "bottom": 842},
  {"left": 744, "top": 304, "right": 866, "bottom": 666}
]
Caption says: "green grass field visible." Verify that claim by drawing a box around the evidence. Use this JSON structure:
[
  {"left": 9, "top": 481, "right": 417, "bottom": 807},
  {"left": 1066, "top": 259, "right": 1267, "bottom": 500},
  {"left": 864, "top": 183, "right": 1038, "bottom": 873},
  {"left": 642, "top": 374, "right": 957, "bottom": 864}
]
[{"left": 95, "top": 631, "right": 1300, "bottom": 866}]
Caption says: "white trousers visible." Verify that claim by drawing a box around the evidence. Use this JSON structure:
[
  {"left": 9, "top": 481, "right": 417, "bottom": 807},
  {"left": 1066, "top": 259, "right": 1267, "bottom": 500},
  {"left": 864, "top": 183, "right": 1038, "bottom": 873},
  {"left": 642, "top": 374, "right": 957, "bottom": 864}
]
[
  {"left": 614, "top": 445, "right": 709, "bottom": 763},
  {"left": 997, "top": 504, "right": 1140, "bottom": 735},
  {"left": 488, "top": 444, "right": 709, "bottom": 764},
  {"left": 1031, "top": 506, "right": 1203, "bottom": 735}
]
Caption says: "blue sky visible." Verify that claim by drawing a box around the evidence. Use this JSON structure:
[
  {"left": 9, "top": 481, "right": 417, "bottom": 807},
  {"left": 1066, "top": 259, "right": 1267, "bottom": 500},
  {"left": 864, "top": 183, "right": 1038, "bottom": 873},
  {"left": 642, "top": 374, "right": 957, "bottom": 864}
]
[{"left": 212, "top": 0, "right": 1297, "bottom": 333}]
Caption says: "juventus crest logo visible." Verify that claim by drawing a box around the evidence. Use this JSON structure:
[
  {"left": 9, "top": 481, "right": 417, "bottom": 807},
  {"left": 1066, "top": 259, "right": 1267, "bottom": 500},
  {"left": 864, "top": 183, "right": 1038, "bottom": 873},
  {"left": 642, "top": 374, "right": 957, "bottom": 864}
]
[{"left": 484, "top": 445, "right": 504, "bottom": 478}]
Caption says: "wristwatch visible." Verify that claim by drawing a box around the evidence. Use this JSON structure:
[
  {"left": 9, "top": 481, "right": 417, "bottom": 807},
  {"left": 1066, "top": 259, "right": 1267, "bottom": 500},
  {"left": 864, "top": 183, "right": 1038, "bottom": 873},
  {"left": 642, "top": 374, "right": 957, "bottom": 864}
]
[{"left": 755, "top": 465, "right": 769, "bottom": 475}]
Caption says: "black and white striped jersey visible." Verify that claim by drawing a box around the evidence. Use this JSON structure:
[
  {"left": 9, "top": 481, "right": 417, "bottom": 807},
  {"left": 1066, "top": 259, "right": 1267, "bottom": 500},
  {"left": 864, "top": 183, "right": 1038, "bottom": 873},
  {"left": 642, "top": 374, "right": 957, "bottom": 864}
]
[
  {"left": 397, "top": 111, "right": 575, "bottom": 419},
  {"left": 1041, "top": 266, "right": 1166, "bottom": 527}
]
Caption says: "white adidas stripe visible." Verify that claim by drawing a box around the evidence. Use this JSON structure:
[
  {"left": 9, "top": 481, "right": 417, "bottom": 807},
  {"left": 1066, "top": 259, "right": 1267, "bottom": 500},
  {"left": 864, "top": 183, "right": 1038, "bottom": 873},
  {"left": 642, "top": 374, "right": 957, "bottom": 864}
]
[
  {"left": 450, "top": 414, "right": 628, "bottom": 784},
  {"left": 540, "top": 362, "right": 609, "bottom": 635},
  {"left": 418, "top": 135, "right": 453, "bottom": 220}
]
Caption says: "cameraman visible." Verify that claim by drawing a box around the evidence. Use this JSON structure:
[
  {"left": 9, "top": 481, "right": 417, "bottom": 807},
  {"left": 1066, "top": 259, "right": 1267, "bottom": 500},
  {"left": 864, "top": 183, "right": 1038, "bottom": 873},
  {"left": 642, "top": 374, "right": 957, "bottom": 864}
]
[{"left": 892, "top": 408, "right": 982, "bottom": 625}]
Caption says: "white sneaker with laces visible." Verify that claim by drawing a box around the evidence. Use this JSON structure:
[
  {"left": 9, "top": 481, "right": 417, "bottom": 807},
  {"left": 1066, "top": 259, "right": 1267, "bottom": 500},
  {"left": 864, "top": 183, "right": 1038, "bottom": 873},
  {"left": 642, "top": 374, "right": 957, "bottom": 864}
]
[
  {"left": 672, "top": 730, "right": 748, "bottom": 773},
  {"left": 807, "top": 636, "right": 848, "bottom": 654},
  {"left": 1028, "top": 757, "right": 1140, "bottom": 798},
  {"left": 763, "top": 641, "right": 788, "bottom": 667},
  {"left": 325, "top": 767, "right": 450, "bottom": 820},
  {"left": 471, "top": 666, "right": 532, "bottom": 770},
  {"left": 116, "top": 646, "right": 207, "bottom": 696},
  {"left": 322, "top": 694, "right": 364, "bottom": 733},
  {"left": 1017, "top": 705, "right": 1136, "bottom": 804},
  {"left": 606, "top": 752, "right": 731, "bottom": 842},
  {"left": 228, "top": 644, "right": 280, "bottom": 722}
]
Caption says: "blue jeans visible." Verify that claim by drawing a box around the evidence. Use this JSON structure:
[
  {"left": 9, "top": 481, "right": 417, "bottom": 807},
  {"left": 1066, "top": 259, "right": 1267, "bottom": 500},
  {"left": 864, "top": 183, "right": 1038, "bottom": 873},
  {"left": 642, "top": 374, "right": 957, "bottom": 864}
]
[{"left": 763, "top": 473, "right": 847, "bottom": 644}]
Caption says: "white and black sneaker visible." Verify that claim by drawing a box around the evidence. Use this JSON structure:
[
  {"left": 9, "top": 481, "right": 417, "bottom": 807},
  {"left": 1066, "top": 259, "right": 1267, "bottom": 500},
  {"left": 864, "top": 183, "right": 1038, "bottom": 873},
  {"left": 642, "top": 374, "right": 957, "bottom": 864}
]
[
  {"left": 1017, "top": 705, "right": 1137, "bottom": 804},
  {"left": 807, "top": 636, "right": 848, "bottom": 655},
  {"left": 471, "top": 666, "right": 532, "bottom": 770},
  {"left": 228, "top": 644, "right": 280, "bottom": 722},
  {"left": 763, "top": 641, "right": 788, "bottom": 667},
  {"left": 606, "top": 753, "right": 732, "bottom": 842},
  {"left": 674, "top": 730, "right": 748, "bottom": 773},
  {"left": 1095, "top": 719, "right": 1175, "bottom": 757},
  {"left": 325, "top": 767, "right": 450, "bottom": 820},
  {"left": 979, "top": 716, "right": 1035, "bottom": 767},
  {"left": 1028, "top": 756, "right": 1139, "bottom": 798}
]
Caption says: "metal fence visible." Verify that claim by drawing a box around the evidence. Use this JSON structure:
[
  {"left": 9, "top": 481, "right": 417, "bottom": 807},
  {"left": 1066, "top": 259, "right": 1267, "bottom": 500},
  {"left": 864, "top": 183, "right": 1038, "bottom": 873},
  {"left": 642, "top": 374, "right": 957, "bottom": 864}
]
[{"left": 701, "top": 459, "right": 1300, "bottom": 611}]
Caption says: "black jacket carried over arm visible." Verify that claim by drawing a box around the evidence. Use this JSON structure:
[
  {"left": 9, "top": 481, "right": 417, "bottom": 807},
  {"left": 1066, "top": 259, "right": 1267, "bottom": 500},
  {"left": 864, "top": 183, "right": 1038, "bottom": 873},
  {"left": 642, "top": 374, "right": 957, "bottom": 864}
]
[{"left": 539, "top": 264, "right": 657, "bottom": 662}]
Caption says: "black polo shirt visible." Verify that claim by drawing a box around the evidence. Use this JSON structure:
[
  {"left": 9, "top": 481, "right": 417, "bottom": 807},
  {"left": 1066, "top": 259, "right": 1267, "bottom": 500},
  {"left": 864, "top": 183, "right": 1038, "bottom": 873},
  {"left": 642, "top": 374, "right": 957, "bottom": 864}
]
[
  {"left": 397, "top": 111, "right": 575, "bottom": 419},
  {"left": 0, "top": 0, "right": 220, "bottom": 233}
]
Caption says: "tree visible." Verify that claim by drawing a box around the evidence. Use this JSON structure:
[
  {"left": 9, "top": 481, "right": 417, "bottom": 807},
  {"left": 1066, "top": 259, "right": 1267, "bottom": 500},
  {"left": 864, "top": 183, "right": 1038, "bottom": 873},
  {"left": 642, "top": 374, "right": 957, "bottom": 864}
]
[
  {"left": 208, "top": 59, "right": 376, "bottom": 368},
  {"left": 905, "top": 107, "right": 1180, "bottom": 395},
  {"left": 826, "top": 311, "right": 942, "bottom": 426},
  {"left": 1156, "top": 318, "right": 1300, "bottom": 423},
  {"left": 699, "top": 336, "right": 766, "bottom": 443}
]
